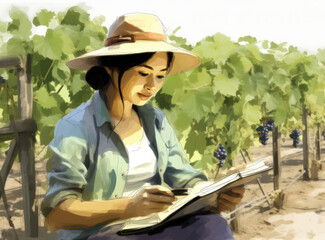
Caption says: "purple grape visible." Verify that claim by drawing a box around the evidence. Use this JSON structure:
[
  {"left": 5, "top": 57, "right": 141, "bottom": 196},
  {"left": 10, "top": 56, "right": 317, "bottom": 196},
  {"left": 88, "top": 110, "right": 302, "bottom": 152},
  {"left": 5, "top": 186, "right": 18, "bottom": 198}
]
[
  {"left": 214, "top": 144, "right": 227, "bottom": 167},
  {"left": 290, "top": 129, "right": 301, "bottom": 148},
  {"left": 0, "top": 76, "right": 5, "bottom": 84}
]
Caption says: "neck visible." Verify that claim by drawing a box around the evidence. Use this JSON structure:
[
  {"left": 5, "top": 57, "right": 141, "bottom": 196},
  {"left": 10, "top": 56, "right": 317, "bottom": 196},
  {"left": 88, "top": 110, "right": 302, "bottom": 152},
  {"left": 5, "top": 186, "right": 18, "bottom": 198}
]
[{"left": 104, "top": 86, "right": 134, "bottom": 123}]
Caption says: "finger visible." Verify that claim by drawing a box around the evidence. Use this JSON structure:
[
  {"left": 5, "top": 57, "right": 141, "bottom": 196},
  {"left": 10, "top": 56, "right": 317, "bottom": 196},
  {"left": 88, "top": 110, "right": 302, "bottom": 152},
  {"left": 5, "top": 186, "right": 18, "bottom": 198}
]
[
  {"left": 219, "top": 193, "right": 242, "bottom": 204},
  {"left": 145, "top": 186, "right": 174, "bottom": 197},
  {"left": 231, "top": 186, "right": 245, "bottom": 195},
  {"left": 218, "top": 199, "right": 236, "bottom": 211},
  {"left": 144, "top": 192, "right": 176, "bottom": 203}
]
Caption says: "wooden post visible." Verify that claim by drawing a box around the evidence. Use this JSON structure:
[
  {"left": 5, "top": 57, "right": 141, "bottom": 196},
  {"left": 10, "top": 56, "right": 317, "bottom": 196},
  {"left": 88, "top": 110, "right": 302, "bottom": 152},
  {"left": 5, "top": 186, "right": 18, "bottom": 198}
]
[
  {"left": 272, "top": 126, "right": 284, "bottom": 208},
  {"left": 230, "top": 212, "right": 240, "bottom": 233},
  {"left": 316, "top": 124, "right": 321, "bottom": 161},
  {"left": 273, "top": 126, "right": 281, "bottom": 190},
  {"left": 17, "top": 54, "right": 38, "bottom": 237},
  {"left": 302, "top": 104, "right": 311, "bottom": 180}
]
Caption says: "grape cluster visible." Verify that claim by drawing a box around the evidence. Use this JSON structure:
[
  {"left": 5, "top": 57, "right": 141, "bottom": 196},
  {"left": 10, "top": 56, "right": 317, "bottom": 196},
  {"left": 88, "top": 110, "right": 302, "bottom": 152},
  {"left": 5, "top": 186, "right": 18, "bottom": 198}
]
[
  {"left": 0, "top": 76, "right": 5, "bottom": 84},
  {"left": 289, "top": 129, "right": 301, "bottom": 147},
  {"left": 322, "top": 131, "right": 325, "bottom": 140},
  {"left": 256, "top": 120, "right": 274, "bottom": 145},
  {"left": 214, "top": 144, "right": 227, "bottom": 168}
]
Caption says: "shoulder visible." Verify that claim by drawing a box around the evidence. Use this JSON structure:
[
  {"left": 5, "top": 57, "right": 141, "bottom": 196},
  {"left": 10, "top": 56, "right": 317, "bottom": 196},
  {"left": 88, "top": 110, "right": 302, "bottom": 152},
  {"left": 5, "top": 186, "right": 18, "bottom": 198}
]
[
  {"left": 141, "top": 104, "right": 168, "bottom": 131},
  {"left": 53, "top": 99, "right": 94, "bottom": 139}
]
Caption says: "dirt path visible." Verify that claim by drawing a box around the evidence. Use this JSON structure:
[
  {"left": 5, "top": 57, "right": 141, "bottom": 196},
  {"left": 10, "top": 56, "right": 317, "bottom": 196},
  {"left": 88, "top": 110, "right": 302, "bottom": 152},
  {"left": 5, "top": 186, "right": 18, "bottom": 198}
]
[
  {"left": 0, "top": 135, "right": 324, "bottom": 240},
  {"left": 231, "top": 137, "right": 325, "bottom": 240}
]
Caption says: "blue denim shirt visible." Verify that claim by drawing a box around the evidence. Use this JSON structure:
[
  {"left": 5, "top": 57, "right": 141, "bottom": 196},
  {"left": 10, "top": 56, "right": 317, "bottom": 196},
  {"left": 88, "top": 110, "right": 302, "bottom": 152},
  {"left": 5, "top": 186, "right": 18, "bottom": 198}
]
[{"left": 41, "top": 91, "right": 208, "bottom": 239}]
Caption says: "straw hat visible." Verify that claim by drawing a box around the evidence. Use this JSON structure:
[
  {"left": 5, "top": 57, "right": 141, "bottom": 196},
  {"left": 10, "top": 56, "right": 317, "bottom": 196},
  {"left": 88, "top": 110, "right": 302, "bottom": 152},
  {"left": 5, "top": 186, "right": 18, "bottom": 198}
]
[{"left": 66, "top": 13, "right": 201, "bottom": 75}]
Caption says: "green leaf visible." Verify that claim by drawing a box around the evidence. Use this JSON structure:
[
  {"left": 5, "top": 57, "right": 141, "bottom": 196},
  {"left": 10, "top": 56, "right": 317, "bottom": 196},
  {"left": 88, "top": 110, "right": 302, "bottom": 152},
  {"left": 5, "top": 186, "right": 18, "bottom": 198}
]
[
  {"left": 174, "top": 111, "right": 192, "bottom": 132},
  {"left": 71, "top": 74, "right": 86, "bottom": 95},
  {"left": 243, "top": 104, "right": 261, "bottom": 125},
  {"left": 238, "top": 36, "right": 257, "bottom": 44},
  {"left": 40, "top": 114, "right": 62, "bottom": 127},
  {"left": 34, "top": 86, "right": 58, "bottom": 109},
  {"left": 240, "top": 57, "right": 253, "bottom": 73},
  {"left": 161, "top": 73, "right": 185, "bottom": 95},
  {"left": 6, "top": 37, "right": 28, "bottom": 55},
  {"left": 184, "top": 130, "right": 207, "bottom": 158},
  {"left": 246, "top": 44, "right": 263, "bottom": 61},
  {"left": 188, "top": 67, "right": 211, "bottom": 88},
  {"left": 214, "top": 114, "right": 227, "bottom": 129},
  {"left": 33, "top": 30, "right": 61, "bottom": 59},
  {"left": 283, "top": 51, "right": 305, "bottom": 65},
  {"left": 263, "top": 92, "right": 281, "bottom": 111},
  {"left": 262, "top": 40, "right": 269, "bottom": 49},
  {"left": 52, "top": 61, "right": 71, "bottom": 84},
  {"left": 274, "top": 105, "right": 288, "bottom": 125},
  {"left": 180, "top": 88, "right": 215, "bottom": 122},
  {"left": 33, "top": 29, "right": 74, "bottom": 59},
  {"left": 269, "top": 68, "right": 290, "bottom": 92},
  {"left": 8, "top": 6, "right": 32, "bottom": 39},
  {"left": 213, "top": 74, "right": 240, "bottom": 96},
  {"left": 229, "top": 55, "right": 252, "bottom": 74},
  {"left": 289, "top": 88, "right": 301, "bottom": 106},
  {"left": 39, "top": 126, "right": 55, "bottom": 145},
  {"left": 154, "top": 92, "right": 174, "bottom": 111},
  {"left": 61, "top": 6, "right": 90, "bottom": 30},
  {"left": 212, "top": 33, "right": 236, "bottom": 64},
  {"left": 251, "top": 73, "right": 269, "bottom": 95},
  {"left": 33, "top": 9, "right": 55, "bottom": 26}
]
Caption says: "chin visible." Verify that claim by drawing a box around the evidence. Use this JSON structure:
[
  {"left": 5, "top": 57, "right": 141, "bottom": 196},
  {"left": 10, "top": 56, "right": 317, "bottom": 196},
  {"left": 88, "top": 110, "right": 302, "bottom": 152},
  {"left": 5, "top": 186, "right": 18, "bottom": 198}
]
[{"left": 134, "top": 101, "right": 148, "bottom": 106}]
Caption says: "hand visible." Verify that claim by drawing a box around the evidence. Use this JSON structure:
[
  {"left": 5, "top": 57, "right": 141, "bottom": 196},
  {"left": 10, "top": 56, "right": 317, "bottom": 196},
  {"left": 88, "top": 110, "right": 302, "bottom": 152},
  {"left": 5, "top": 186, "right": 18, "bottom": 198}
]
[
  {"left": 217, "top": 186, "right": 245, "bottom": 212},
  {"left": 126, "top": 185, "right": 176, "bottom": 218}
]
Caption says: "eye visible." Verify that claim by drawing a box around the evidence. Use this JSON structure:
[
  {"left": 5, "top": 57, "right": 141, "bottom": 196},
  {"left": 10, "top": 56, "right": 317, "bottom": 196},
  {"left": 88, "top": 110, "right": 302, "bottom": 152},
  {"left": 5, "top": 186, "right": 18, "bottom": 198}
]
[
  {"left": 157, "top": 75, "right": 165, "bottom": 79},
  {"left": 138, "top": 71, "right": 148, "bottom": 77}
]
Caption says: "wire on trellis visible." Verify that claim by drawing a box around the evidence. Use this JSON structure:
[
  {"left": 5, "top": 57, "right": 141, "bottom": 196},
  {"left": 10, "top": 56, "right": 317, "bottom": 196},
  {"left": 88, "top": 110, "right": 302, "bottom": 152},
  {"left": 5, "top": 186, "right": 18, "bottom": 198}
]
[{"left": 225, "top": 170, "right": 306, "bottom": 222}]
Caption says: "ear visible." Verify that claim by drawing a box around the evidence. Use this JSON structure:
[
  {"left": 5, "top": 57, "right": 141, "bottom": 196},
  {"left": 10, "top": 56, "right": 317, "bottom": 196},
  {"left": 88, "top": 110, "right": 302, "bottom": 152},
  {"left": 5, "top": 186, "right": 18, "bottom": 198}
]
[{"left": 104, "top": 66, "right": 113, "bottom": 76}]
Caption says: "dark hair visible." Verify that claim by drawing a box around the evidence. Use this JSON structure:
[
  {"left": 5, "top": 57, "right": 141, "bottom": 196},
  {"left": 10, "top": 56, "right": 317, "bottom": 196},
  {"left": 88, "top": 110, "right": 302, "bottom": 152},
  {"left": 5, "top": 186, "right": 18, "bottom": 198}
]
[{"left": 85, "top": 52, "right": 173, "bottom": 128}]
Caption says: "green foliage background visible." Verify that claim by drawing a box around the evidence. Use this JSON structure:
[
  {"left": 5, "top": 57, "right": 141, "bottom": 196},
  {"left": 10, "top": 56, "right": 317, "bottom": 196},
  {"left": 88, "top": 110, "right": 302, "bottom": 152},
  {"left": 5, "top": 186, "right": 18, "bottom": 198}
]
[{"left": 1, "top": 6, "right": 325, "bottom": 178}]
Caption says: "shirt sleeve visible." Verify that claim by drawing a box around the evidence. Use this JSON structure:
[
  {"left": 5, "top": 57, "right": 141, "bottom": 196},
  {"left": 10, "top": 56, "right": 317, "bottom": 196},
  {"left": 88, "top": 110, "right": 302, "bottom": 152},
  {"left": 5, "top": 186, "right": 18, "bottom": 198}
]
[
  {"left": 41, "top": 119, "right": 89, "bottom": 218},
  {"left": 160, "top": 114, "right": 208, "bottom": 188}
]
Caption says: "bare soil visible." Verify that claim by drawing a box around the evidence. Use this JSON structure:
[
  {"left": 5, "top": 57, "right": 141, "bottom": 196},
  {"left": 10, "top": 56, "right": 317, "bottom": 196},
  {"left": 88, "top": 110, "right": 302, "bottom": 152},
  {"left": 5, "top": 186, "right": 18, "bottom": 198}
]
[{"left": 0, "top": 135, "right": 324, "bottom": 240}]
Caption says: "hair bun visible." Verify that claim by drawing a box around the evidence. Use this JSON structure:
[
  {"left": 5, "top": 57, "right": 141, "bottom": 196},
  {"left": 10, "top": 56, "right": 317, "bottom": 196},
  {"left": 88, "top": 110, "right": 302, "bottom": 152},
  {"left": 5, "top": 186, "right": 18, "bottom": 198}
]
[{"left": 85, "top": 66, "right": 111, "bottom": 90}]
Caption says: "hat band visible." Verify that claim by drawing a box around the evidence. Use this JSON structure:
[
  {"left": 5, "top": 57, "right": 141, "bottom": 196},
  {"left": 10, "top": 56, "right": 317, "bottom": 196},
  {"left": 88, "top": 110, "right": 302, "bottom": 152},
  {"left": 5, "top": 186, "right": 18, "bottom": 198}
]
[{"left": 104, "top": 32, "right": 167, "bottom": 47}]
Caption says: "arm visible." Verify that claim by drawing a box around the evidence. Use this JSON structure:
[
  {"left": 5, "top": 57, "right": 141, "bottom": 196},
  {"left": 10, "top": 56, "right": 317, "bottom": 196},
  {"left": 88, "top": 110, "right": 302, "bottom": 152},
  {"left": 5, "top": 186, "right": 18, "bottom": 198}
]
[
  {"left": 46, "top": 198, "right": 132, "bottom": 231},
  {"left": 47, "top": 185, "right": 176, "bottom": 231},
  {"left": 158, "top": 112, "right": 245, "bottom": 212}
]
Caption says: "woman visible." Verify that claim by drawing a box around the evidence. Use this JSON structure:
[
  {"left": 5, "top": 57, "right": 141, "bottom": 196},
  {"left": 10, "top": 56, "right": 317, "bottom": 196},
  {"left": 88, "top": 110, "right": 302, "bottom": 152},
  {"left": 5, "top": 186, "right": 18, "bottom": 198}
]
[{"left": 41, "top": 13, "right": 244, "bottom": 240}]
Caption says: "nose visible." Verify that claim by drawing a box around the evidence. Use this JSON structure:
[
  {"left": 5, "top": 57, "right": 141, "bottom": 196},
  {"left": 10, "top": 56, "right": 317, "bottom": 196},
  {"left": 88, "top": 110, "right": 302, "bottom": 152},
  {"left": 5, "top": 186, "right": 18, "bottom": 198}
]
[{"left": 145, "top": 75, "right": 157, "bottom": 90}]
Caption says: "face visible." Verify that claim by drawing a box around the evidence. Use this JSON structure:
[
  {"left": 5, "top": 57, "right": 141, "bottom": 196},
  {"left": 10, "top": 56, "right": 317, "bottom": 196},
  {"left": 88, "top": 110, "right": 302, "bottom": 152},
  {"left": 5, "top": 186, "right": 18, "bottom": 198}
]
[{"left": 112, "top": 52, "right": 169, "bottom": 106}]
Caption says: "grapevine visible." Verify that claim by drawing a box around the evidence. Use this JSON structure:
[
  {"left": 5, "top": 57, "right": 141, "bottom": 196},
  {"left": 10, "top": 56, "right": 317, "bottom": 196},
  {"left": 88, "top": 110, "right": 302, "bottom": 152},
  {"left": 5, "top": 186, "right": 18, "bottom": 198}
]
[{"left": 0, "top": 5, "right": 324, "bottom": 174}]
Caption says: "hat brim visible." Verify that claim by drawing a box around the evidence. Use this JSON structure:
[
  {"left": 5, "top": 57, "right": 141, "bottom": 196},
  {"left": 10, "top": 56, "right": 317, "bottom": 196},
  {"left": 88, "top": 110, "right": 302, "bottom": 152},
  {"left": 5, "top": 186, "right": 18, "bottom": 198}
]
[{"left": 66, "top": 41, "right": 201, "bottom": 75}]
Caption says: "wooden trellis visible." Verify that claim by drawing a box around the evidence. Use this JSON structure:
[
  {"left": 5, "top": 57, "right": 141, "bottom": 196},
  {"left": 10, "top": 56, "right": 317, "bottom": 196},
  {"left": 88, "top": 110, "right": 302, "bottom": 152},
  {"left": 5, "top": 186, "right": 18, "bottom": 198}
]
[{"left": 0, "top": 54, "right": 38, "bottom": 238}]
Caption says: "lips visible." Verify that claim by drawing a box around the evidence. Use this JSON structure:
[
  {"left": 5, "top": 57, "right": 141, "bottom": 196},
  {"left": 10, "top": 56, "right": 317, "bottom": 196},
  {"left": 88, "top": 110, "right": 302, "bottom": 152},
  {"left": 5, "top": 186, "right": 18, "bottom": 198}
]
[{"left": 138, "top": 93, "right": 152, "bottom": 97}]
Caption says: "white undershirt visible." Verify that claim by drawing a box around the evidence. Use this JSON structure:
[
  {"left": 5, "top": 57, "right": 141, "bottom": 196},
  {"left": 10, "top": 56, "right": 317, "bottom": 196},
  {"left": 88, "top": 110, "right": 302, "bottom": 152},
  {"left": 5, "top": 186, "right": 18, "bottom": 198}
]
[{"left": 122, "top": 130, "right": 157, "bottom": 197}]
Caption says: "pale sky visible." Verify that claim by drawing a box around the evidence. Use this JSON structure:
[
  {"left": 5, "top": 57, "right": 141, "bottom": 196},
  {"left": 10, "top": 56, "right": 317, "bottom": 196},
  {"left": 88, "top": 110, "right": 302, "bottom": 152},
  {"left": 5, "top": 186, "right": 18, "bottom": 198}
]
[{"left": 1, "top": 0, "right": 325, "bottom": 54}]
